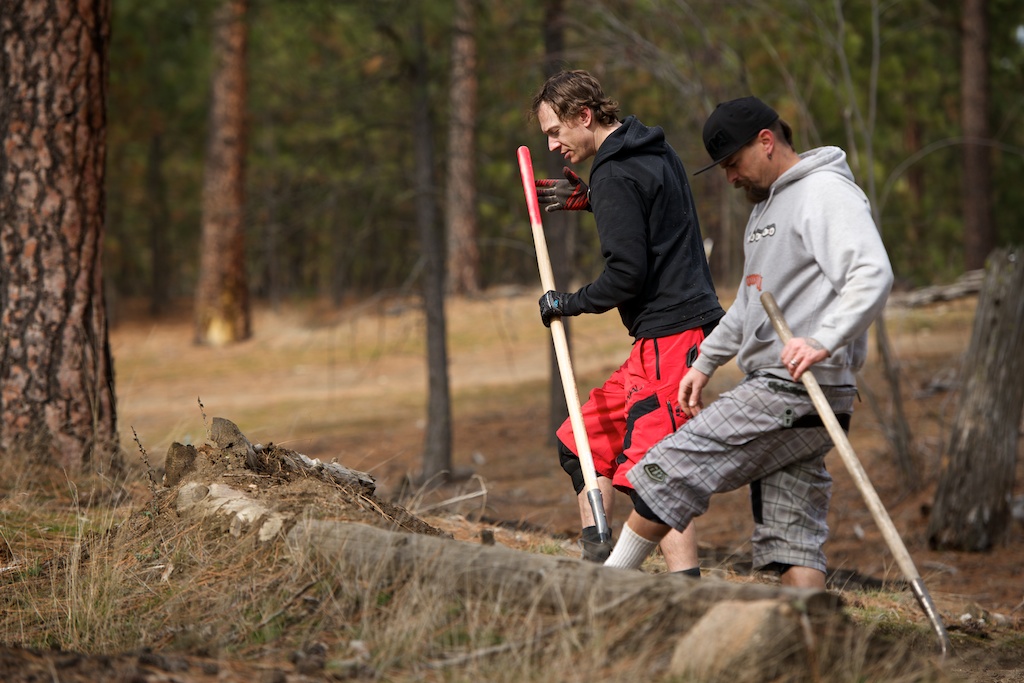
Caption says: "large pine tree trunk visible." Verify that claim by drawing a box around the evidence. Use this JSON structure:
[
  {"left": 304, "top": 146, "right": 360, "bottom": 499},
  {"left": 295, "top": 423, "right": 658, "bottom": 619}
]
[
  {"left": 444, "top": 0, "right": 480, "bottom": 297},
  {"left": 961, "top": 0, "right": 994, "bottom": 270},
  {"left": 0, "top": 0, "right": 118, "bottom": 469},
  {"left": 194, "top": 0, "right": 251, "bottom": 347},
  {"left": 928, "top": 248, "right": 1024, "bottom": 550}
]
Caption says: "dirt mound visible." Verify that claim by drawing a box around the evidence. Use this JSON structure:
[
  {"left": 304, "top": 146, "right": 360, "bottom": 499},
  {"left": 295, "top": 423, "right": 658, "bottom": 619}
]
[
  {"left": 151, "top": 415, "right": 445, "bottom": 540},
  {"left": 1, "top": 418, "right": 448, "bottom": 683}
]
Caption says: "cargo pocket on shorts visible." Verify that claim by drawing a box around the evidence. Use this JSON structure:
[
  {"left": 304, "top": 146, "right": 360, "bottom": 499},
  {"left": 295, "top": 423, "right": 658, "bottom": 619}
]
[{"left": 618, "top": 393, "right": 660, "bottom": 465}]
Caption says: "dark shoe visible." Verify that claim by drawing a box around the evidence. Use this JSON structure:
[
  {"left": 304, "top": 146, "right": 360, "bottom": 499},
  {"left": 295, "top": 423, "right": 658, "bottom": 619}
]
[
  {"left": 581, "top": 537, "right": 613, "bottom": 563},
  {"left": 580, "top": 525, "right": 613, "bottom": 562}
]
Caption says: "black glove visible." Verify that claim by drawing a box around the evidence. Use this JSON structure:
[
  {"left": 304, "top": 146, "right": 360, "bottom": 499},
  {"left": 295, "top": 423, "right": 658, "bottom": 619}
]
[
  {"left": 539, "top": 290, "right": 575, "bottom": 327},
  {"left": 535, "top": 167, "right": 591, "bottom": 213}
]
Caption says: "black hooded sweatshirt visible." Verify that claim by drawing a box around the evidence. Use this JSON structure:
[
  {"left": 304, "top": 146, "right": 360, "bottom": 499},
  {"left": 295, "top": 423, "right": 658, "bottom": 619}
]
[{"left": 564, "top": 116, "right": 723, "bottom": 339}]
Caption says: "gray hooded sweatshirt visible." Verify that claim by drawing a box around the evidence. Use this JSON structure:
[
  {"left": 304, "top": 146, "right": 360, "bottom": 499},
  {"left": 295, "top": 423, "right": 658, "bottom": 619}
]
[{"left": 692, "top": 146, "right": 893, "bottom": 387}]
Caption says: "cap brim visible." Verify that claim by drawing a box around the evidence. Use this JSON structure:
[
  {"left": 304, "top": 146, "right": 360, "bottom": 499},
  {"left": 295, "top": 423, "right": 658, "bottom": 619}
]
[
  {"left": 692, "top": 157, "right": 726, "bottom": 176},
  {"left": 691, "top": 127, "right": 771, "bottom": 176}
]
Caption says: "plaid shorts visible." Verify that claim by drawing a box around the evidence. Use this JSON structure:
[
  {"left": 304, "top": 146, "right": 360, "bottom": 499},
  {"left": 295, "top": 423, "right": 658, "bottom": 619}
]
[{"left": 627, "top": 373, "right": 856, "bottom": 572}]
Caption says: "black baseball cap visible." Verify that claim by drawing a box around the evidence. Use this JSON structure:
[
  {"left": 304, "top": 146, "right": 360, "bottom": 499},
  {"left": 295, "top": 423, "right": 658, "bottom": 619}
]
[{"left": 693, "top": 96, "right": 779, "bottom": 175}]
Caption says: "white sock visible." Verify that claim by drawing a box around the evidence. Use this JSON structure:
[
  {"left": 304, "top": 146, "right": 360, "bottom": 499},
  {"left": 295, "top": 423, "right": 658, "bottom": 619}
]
[{"left": 603, "top": 523, "right": 658, "bottom": 569}]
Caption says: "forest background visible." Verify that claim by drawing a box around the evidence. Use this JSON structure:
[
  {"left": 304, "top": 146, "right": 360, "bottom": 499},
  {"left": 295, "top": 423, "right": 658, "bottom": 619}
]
[
  {"left": 88, "top": 0, "right": 1024, "bottom": 485},
  {"left": 106, "top": 0, "right": 1024, "bottom": 314}
]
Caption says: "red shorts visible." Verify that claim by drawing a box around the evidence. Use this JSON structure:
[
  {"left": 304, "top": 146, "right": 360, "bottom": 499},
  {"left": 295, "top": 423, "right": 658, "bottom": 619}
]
[{"left": 557, "top": 326, "right": 708, "bottom": 491}]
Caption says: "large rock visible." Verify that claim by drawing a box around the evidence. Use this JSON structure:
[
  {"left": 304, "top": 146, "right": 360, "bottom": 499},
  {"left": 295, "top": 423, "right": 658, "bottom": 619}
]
[{"left": 670, "top": 599, "right": 813, "bottom": 682}]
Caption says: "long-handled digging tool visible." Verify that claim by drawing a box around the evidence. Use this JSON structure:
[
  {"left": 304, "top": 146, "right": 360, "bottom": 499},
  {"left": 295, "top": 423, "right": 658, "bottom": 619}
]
[
  {"left": 761, "top": 291, "right": 952, "bottom": 658},
  {"left": 516, "top": 145, "right": 610, "bottom": 544}
]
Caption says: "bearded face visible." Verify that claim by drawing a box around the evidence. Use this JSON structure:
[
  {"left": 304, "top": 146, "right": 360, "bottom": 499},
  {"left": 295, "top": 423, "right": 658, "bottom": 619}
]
[
  {"left": 721, "top": 141, "right": 772, "bottom": 204},
  {"left": 736, "top": 180, "right": 770, "bottom": 204}
]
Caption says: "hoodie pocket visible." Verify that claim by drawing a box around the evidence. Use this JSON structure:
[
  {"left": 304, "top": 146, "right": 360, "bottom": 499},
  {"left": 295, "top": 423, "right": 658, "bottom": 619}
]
[{"left": 752, "top": 314, "right": 777, "bottom": 344}]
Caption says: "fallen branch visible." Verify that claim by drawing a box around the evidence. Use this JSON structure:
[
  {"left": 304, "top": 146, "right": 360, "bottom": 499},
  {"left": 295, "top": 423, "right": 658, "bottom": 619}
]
[{"left": 889, "top": 270, "right": 984, "bottom": 308}]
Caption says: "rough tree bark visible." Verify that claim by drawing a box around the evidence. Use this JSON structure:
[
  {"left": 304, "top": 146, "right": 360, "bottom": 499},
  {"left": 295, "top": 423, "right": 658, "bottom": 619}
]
[
  {"left": 0, "top": 0, "right": 119, "bottom": 469},
  {"left": 194, "top": 0, "right": 251, "bottom": 347},
  {"left": 288, "top": 518, "right": 840, "bottom": 617},
  {"left": 444, "top": 0, "right": 480, "bottom": 296},
  {"left": 928, "top": 248, "right": 1024, "bottom": 550}
]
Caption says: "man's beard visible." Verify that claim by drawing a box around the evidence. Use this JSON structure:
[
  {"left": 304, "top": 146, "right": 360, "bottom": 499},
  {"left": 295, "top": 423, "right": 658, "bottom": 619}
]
[{"left": 736, "top": 181, "right": 770, "bottom": 204}]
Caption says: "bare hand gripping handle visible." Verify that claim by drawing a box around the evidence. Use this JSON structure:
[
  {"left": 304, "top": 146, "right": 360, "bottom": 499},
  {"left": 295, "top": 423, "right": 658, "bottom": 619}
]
[{"left": 760, "top": 291, "right": 951, "bottom": 658}]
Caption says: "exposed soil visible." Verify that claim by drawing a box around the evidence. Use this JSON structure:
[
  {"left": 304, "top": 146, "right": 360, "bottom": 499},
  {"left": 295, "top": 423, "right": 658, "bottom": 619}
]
[{"left": 2, "top": 290, "right": 1022, "bottom": 681}]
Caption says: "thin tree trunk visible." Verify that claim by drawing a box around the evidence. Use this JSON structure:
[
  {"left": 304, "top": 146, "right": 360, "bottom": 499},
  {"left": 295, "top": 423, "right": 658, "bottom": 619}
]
[
  {"left": 147, "top": 133, "right": 170, "bottom": 316},
  {"left": 328, "top": 191, "right": 347, "bottom": 307},
  {"left": 832, "top": 0, "right": 917, "bottom": 490},
  {"left": 928, "top": 248, "right": 1024, "bottom": 551},
  {"left": 0, "top": 0, "right": 118, "bottom": 469},
  {"left": 542, "top": 0, "right": 572, "bottom": 442},
  {"left": 257, "top": 122, "right": 282, "bottom": 311},
  {"left": 412, "top": 14, "right": 452, "bottom": 483},
  {"left": 902, "top": 116, "right": 924, "bottom": 250},
  {"left": 444, "top": 0, "right": 480, "bottom": 297},
  {"left": 873, "top": 316, "right": 918, "bottom": 488},
  {"left": 961, "top": 0, "right": 994, "bottom": 270},
  {"left": 194, "top": 0, "right": 251, "bottom": 346},
  {"left": 715, "top": 177, "right": 740, "bottom": 286}
]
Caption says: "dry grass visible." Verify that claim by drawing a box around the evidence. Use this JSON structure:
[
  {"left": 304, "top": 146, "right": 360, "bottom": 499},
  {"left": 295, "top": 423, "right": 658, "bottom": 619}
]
[
  {"left": 0, "top": 442, "right": 962, "bottom": 683},
  {"left": 1, "top": 462, "right": 652, "bottom": 680},
  {"left": 1, "top": 291, "right": 1022, "bottom": 681}
]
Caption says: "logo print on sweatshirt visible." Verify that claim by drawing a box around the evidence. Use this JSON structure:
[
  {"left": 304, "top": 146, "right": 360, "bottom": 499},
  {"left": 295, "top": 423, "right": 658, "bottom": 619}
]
[
  {"left": 748, "top": 223, "right": 776, "bottom": 243},
  {"left": 746, "top": 274, "right": 763, "bottom": 291},
  {"left": 644, "top": 463, "right": 668, "bottom": 482}
]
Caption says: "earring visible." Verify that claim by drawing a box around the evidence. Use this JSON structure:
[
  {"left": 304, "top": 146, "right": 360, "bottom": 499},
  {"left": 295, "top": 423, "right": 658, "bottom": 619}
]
[{"left": 768, "top": 152, "right": 773, "bottom": 161}]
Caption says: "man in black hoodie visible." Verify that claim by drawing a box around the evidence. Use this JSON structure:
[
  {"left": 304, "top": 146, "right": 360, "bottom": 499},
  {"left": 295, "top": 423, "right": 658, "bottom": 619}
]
[{"left": 530, "top": 70, "right": 724, "bottom": 572}]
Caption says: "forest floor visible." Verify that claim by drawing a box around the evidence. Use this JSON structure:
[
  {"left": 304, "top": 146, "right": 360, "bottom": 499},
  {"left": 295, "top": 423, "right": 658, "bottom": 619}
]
[{"left": 2, "top": 287, "right": 1023, "bottom": 681}]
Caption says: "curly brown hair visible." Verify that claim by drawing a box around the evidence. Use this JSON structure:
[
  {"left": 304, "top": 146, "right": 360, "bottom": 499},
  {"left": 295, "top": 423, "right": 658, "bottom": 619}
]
[{"left": 530, "top": 70, "right": 620, "bottom": 126}]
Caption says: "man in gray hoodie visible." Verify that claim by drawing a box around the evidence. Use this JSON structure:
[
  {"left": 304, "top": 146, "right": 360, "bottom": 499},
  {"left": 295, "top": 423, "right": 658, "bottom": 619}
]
[{"left": 603, "top": 97, "right": 894, "bottom": 589}]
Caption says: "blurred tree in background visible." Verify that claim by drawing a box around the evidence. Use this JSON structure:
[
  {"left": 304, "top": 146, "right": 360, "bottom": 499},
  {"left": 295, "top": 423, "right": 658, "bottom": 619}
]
[
  {"left": 194, "top": 0, "right": 252, "bottom": 346},
  {"left": 104, "top": 0, "right": 1024, "bottom": 317},
  {"left": 445, "top": 0, "right": 481, "bottom": 296}
]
